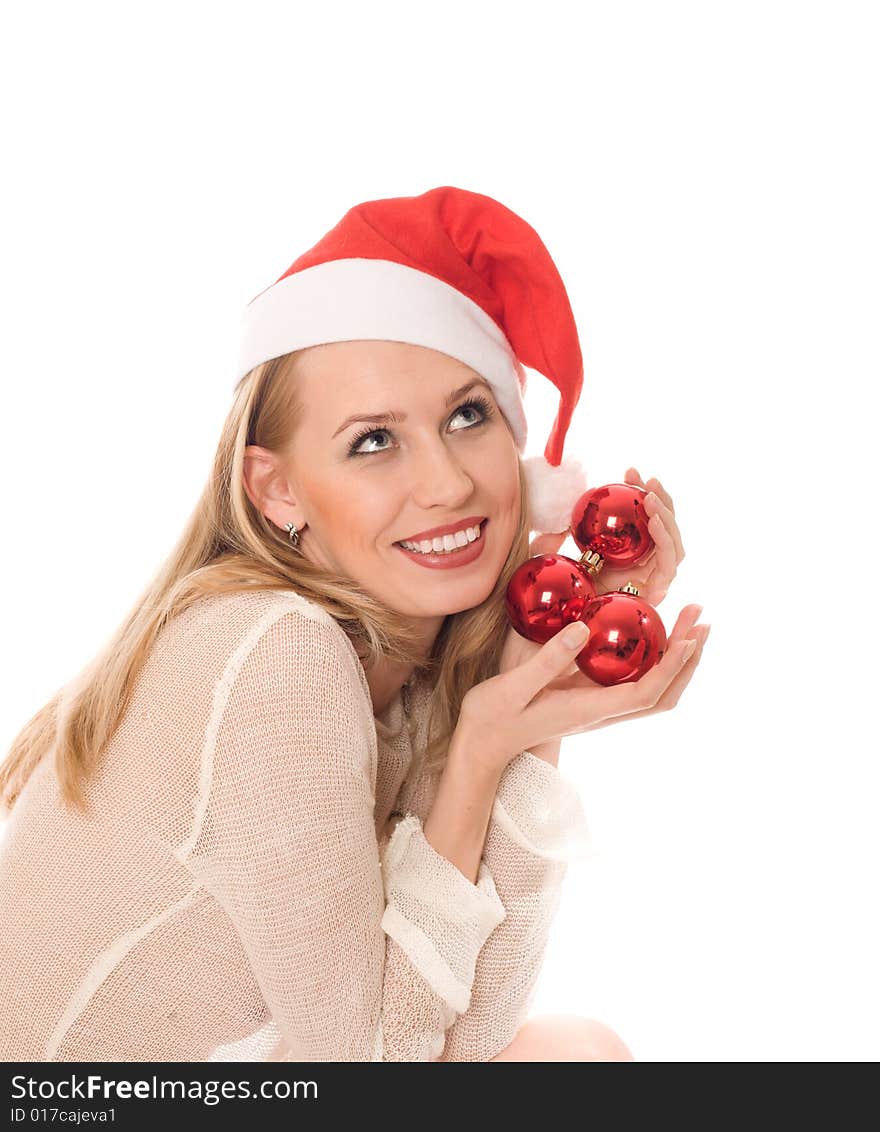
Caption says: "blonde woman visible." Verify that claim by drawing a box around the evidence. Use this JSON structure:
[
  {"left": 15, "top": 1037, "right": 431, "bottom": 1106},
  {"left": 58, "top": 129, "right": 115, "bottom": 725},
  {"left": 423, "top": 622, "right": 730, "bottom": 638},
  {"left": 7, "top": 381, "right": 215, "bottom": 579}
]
[{"left": 0, "top": 186, "right": 706, "bottom": 1062}]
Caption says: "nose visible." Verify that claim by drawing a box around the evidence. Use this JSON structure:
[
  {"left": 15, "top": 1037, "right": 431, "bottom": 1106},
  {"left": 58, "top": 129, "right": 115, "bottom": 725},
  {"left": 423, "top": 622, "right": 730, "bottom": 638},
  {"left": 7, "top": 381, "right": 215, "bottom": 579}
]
[{"left": 409, "top": 437, "right": 475, "bottom": 508}]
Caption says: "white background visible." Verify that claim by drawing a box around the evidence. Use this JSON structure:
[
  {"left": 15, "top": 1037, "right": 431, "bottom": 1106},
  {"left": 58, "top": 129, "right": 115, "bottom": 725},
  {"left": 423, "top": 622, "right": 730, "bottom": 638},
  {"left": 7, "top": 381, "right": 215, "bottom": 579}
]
[{"left": 1, "top": 1, "right": 877, "bottom": 1061}]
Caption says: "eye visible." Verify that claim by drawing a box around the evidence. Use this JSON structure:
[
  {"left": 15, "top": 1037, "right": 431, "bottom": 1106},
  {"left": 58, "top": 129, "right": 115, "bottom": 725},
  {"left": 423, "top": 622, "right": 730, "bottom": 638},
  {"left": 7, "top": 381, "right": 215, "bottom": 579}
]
[{"left": 346, "top": 395, "right": 495, "bottom": 458}]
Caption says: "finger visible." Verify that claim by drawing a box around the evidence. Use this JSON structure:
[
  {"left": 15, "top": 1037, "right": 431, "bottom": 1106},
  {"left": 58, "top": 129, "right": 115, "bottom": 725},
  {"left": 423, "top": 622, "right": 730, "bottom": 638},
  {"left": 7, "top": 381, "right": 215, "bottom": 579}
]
[
  {"left": 515, "top": 621, "right": 591, "bottom": 707},
  {"left": 644, "top": 475, "right": 675, "bottom": 517},
  {"left": 644, "top": 491, "right": 685, "bottom": 564},
  {"left": 518, "top": 607, "right": 705, "bottom": 742},
  {"left": 615, "top": 620, "right": 709, "bottom": 724},
  {"left": 514, "top": 604, "right": 699, "bottom": 728},
  {"left": 580, "top": 623, "right": 709, "bottom": 731},
  {"left": 654, "top": 622, "right": 710, "bottom": 709},
  {"left": 625, "top": 467, "right": 646, "bottom": 488},
  {"left": 551, "top": 605, "right": 701, "bottom": 728},
  {"left": 588, "top": 631, "right": 699, "bottom": 721},
  {"left": 643, "top": 512, "right": 679, "bottom": 605},
  {"left": 665, "top": 603, "right": 703, "bottom": 644},
  {"left": 639, "top": 566, "right": 666, "bottom": 610}
]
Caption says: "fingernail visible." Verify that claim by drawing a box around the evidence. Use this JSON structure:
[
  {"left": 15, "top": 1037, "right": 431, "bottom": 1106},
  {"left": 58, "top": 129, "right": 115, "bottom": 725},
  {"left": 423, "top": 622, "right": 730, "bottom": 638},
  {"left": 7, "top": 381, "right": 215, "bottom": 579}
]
[
  {"left": 683, "top": 639, "right": 697, "bottom": 656},
  {"left": 563, "top": 621, "right": 590, "bottom": 648}
]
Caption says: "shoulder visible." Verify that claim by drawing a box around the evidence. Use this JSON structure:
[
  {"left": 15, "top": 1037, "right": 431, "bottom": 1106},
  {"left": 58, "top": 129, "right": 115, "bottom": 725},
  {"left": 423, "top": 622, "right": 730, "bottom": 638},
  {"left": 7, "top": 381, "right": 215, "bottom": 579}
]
[
  {"left": 167, "top": 587, "right": 336, "bottom": 633},
  {"left": 155, "top": 588, "right": 372, "bottom": 719},
  {"left": 162, "top": 587, "right": 339, "bottom": 647}
]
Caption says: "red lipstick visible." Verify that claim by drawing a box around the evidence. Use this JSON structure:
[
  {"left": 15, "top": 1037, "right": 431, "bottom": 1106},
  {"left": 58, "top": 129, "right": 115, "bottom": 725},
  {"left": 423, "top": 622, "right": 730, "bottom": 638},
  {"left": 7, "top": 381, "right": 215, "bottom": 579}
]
[{"left": 397, "top": 515, "right": 487, "bottom": 544}]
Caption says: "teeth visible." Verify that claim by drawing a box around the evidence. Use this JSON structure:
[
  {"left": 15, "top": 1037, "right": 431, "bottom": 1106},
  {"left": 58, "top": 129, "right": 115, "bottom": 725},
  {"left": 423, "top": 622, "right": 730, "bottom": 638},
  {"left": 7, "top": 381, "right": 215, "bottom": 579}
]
[{"left": 400, "top": 523, "right": 483, "bottom": 555}]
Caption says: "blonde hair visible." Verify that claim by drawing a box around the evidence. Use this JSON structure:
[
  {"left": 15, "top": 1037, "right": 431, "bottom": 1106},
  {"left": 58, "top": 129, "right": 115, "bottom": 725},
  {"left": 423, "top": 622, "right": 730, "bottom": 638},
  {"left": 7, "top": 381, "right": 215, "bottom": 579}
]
[{"left": 0, "top": 349, "right": 532, "bottom": 818}]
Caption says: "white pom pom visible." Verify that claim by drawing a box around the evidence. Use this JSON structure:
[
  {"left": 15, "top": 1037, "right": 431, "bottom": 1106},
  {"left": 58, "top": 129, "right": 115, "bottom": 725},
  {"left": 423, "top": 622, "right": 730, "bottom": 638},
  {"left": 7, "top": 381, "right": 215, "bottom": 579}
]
[{"left": 521, "top": 455, "right": 588, "bottom": 533}]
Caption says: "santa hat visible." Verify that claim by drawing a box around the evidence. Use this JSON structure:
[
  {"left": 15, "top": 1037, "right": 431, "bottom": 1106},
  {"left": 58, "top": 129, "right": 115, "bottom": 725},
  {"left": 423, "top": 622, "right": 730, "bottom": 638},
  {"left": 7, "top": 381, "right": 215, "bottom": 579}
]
[{"left": 234, "top": 185, "right": 587, "bottom": 533}]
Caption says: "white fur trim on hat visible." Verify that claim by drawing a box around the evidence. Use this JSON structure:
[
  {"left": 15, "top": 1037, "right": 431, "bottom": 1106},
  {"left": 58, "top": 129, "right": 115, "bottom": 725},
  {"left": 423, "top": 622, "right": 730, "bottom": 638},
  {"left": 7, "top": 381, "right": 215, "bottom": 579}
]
[
  {"left": 237, "top": 258, "right": 530, "bottom": 450},
  {"left": 521, "top": 455, "right": 588, "bottom": 533}
]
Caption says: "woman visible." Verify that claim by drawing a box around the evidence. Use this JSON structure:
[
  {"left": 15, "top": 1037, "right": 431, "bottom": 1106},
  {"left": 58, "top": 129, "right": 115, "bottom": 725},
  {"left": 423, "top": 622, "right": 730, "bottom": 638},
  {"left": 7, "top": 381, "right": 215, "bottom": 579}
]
[{"left": 0, "top": 186, "right": 707, "bottom": 1062}]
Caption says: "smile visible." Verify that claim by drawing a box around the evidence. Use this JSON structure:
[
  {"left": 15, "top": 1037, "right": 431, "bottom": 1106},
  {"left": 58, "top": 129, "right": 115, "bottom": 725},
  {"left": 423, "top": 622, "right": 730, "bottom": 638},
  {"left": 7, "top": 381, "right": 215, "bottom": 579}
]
[
  {"left": 398, "top": 520, "right": 485, "bottom": 555},
  {"left": 394, "top": 520, "right": 488, "bottom": 570}
]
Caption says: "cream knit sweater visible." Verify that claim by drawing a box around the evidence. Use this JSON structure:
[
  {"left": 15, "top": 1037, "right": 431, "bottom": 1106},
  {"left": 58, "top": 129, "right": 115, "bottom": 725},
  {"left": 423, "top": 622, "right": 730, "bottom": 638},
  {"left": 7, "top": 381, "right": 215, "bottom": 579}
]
[{"left": 0, "top": 588, "right": 593, "bottom": 1062}]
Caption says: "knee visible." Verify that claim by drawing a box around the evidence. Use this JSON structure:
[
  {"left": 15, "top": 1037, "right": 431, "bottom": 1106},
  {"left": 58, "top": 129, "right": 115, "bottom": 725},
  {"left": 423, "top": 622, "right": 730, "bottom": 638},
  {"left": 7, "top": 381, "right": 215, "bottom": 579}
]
[{"left": 516, "top": 1014, "right": 636, "bottom": 1062}]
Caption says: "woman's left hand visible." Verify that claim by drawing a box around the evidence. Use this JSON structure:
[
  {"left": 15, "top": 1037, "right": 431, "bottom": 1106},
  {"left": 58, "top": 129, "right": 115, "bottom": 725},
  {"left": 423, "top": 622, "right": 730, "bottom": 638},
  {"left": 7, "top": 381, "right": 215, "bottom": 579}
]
[
  {"left": 499, "top": 468, "right": 684, "bottom": 682},
  {"left": 526, "top": 467, "right": 684, "bottom": 606},
  {"left": 591, "top": 468, "right": 684, "bottom": 606}
]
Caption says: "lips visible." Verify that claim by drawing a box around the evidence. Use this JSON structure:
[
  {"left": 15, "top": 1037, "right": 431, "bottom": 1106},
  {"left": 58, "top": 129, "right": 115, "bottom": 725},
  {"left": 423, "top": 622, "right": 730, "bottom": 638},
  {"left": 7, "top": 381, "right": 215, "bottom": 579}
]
[
  {"left": 396, "top": 515, "right": 487, "bottom": 545},
  {"left": 397, "top": 520, "right": 486, "bottom": 552},
  {"left": 394, "top": 518, "right": 489, "bottom": 569}
]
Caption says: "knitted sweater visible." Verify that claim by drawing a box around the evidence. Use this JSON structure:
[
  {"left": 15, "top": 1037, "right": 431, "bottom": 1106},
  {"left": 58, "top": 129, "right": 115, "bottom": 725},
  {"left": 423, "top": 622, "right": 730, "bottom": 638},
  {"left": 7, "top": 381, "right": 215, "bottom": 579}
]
[{"left": 0, "top": 589, "right": 593, "bottom": 1062}]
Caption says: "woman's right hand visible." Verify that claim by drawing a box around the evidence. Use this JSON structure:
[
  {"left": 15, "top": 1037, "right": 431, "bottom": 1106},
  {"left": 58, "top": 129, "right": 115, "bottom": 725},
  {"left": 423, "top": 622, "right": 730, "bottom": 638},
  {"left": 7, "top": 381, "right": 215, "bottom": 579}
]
[{"left": 459, "top": 603, "right": 710, "bottom": 773}]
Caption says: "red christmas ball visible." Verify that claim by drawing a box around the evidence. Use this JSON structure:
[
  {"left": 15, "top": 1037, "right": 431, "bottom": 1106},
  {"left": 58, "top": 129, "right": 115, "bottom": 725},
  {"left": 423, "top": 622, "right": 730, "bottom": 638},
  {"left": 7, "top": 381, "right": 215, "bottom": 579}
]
[
  {"left": 572, "top": 589, "right": 667, "bottom": 686},
  {"left": 570, "top": 483, "right": 653, "bottom": 572},
  {"left": 505, "top": 554, "right": 597, "bottom": 645}
]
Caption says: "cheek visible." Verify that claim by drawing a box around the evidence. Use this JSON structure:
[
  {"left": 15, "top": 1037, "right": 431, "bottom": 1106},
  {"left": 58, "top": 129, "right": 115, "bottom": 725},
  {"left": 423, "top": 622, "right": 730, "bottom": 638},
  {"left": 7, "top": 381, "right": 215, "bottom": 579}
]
[
  {"left": 488, "top": 437, "right": 523, "bottom": 506},
  {"left": 308, "top": 473, "right": 399, "bottom": 544}
]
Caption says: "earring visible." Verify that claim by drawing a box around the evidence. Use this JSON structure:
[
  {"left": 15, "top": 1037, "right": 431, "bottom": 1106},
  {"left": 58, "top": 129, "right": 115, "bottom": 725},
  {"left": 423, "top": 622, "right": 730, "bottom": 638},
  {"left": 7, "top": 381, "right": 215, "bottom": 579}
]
[{"left": 285, "top": 522, "right": 300, "bottom": 548}]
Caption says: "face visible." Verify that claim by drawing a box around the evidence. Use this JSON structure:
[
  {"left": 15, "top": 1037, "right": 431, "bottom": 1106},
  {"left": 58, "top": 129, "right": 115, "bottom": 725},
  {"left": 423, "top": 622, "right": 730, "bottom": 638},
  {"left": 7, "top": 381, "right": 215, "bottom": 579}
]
[{"left": 244, "top": 340, "right": 521, "bottom": 635}]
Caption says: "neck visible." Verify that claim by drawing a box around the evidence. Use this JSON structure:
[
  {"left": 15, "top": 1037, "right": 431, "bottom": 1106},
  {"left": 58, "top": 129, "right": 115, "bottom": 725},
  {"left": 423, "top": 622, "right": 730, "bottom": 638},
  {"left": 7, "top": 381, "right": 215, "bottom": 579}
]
[
  {"left": 362, "top": 614, "right": 444, "bottom": 716},
  {"left": 365, "top": 659, "right": 416, "bottom": 717}
]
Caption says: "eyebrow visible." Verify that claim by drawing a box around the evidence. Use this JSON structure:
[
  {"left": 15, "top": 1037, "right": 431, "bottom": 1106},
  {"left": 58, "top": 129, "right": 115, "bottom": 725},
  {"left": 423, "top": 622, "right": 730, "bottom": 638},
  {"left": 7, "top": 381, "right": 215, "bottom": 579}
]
[{"left": 332, "top": 378, "right": 493, "bottom": 438}]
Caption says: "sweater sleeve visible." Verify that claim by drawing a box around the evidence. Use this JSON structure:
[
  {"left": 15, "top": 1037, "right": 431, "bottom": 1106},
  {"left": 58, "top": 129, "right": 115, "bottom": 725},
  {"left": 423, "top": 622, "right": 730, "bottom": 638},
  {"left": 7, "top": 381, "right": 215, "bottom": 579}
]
[
  {"left": 173, "top": 605, "right": 506, "bottom": 1062},
  {"left": 435, "top": 749, "right": 595, "bottom": 1062}
]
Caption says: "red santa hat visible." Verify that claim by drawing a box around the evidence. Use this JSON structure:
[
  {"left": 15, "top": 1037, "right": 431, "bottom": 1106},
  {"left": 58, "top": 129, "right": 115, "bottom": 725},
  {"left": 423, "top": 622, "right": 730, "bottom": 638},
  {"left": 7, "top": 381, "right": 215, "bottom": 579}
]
[{"left": 234, "top": 185, "right": 587, "bottom": 533}]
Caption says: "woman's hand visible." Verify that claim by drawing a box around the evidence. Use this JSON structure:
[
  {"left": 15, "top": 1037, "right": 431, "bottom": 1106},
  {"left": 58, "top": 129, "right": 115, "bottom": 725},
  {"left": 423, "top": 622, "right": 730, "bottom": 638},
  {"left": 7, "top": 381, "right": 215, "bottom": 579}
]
[
  {"left": 463, "top": 601, "right": 710, "bottom": 773},
  {"left": 592, "top": 467, "right": 684, "bottom": 606},
  {"left": 498, "top": 527, "right": 580, "bottom": 687},
  {"left": 516, "top": 466, "right": 683, "bottom": 618},
  {"left": 498, "top": 467, "right": 686, "bottom": 702}
]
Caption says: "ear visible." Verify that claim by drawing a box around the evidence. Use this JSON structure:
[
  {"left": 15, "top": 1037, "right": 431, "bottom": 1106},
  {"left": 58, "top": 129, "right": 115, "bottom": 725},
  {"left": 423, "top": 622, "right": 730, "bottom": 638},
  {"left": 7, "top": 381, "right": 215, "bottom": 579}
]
[{"left": 242, "top": 445, "right": 307, "bottom": 531}]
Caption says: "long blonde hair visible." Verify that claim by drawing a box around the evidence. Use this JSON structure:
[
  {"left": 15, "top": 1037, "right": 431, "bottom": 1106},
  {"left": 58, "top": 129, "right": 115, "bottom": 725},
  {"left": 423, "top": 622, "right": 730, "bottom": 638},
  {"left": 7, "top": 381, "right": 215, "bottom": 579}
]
[{"left": 0, "top": 349, "right": 532, "bottom": 817}]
